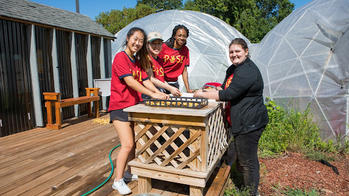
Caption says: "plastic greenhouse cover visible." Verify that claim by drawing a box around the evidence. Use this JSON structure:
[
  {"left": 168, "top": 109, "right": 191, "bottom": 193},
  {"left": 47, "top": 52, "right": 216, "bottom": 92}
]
[
  {"left": 111, "top": 0, "right": 349, "bottom": 140},
  {"left": 252, "top": 0, "right": 349, "bottom": 140},
  {"left": 111, "top": 10, "right": 249, "bottom": 91}
]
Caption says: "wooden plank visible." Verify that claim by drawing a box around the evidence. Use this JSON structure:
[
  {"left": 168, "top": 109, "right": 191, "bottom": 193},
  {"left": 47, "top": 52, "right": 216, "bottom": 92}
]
[
  {"left": 144, "top": 127, "right": 186, "bottom": 164},
  {"left": 137, "top": 125, "right": 168, "bottom": 157},
  {"left": 177, "top": 149, "right": 200, "bottom": 170},
  {"left": 161, "top": 131, "right": 201, "bottom": 167},
  {"left": 0, "top": 110, "right": 230, "bottom": 196},
  {"left": 0, "top": 121, "right": 101, "bottom": 169},
  {"left": 0, "top": 124, "right": 115, "bottom": 193},
  {"left": 138, "top": 176, "right": 152, "bottom": 194},
  {"left": 3, "top": 166, "right": 70, "bottom": 196},
  {"left": 189, "top": 186, "right": 204, "bottom": 196},
  {"left": 205, "top": 163, "right": 231, "bottom": 196},
  {"left": 60, "top": 96, "right": 99, "bottom": 107},
  {"left": 131, "top": 167, "right": 206, "bottom": 188},
  {"left": 129, "top": 113, "right": 206, "bottom": 127},
  {"left": 124, "top": 102, "right": 220, "bottom": 117}
]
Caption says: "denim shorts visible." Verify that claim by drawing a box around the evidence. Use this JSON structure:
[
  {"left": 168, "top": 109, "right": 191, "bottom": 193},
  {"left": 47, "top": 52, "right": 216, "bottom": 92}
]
[{"left": 110, "top": 109, "right": 129, "bottom": 123}]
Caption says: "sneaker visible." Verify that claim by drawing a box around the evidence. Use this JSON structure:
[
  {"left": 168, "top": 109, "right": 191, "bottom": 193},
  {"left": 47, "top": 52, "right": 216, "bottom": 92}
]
[
  {"left": 112, "top": 178, "right": 131, "bottom": 195},
  {"left": 124, "top": 171, "right": 138, "bottom": 182}
]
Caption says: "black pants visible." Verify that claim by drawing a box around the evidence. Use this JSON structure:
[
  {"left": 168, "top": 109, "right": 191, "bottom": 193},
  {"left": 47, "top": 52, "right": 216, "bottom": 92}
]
[{"left": 225, "top": 127, "right": 264, "bottom": 196}]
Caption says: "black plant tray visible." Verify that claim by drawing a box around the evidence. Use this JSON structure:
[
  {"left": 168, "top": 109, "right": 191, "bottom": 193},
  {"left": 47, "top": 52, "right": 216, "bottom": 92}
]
[{"left": 144, "top": 96, "right": 208, "bottom": 109}]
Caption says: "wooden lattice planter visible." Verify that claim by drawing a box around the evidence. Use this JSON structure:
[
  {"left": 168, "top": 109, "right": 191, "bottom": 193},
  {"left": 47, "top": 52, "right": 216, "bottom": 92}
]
[{"left": 125, "top": 101, "right": 229, "bottom": 195}]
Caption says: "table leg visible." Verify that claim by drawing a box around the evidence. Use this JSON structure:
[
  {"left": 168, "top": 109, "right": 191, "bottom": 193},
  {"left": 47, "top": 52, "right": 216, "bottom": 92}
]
[
  {"left": 190, "top": 186, "right": 204, "bottom": 196},
  {"left": 138, "top": 176, "right": 151, "bottom": 194}
]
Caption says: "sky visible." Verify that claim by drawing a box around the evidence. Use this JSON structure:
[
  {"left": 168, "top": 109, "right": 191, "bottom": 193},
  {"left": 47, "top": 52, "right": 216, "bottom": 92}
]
[{"left": 30, "top": 0, "right": 313, "bottom": 21}]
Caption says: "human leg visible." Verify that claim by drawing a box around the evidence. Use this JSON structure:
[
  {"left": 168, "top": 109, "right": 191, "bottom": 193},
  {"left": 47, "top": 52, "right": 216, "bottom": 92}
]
[
  {"left": 112, "top": 120, "right": 134, "bottom": 194},
  {"left": 113, "top": 120, "right": 135, "bottom": 180},
  {"left": 234, "top": 128, "right": 264, "bottom": 195}
]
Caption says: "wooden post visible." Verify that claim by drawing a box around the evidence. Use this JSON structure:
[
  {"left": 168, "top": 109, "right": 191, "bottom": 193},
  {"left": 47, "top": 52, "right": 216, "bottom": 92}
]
[
  {"left": 43, "top": 92, "right": 61, "bottom": 129},
  {"left": 45, "top": 101, "right": 53, "bottom": 127},
  {"left": 190, "top": 186, "right": 204, "bottom": 196},
  {"left": 86, "top": 88, "right": 100, "bottom": 117},
  {"left": 55, "top": 101, "right": 62, "bottom": 129},
  {"left": 138, "top": 176, "right": 151, "bottom": 194}
]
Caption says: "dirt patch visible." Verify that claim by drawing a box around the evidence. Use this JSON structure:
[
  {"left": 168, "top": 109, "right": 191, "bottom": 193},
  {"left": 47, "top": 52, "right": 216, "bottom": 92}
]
[{"left": 259, "top": 152, "right": 349, "bottom": 195}]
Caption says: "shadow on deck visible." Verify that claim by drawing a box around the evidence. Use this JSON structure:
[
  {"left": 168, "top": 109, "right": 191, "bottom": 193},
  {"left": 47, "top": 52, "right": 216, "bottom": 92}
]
[{"left": 0, "top": 113, "right": 230, "bottom": 196}]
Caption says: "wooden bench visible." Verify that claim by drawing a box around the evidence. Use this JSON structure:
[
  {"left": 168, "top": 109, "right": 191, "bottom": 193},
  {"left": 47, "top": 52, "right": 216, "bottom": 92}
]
[{"left": 43, "top": 88, "right": 100, "bottom": 129}]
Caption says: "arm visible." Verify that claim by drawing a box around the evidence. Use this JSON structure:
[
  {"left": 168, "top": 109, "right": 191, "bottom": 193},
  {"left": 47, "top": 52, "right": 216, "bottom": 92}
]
[
  {"left": 219, "top": 67, "right": 255, "bottom": 101},
  {"left": 143, "top": 79, "right": 170, "bottom": 99},
  {"left": 124, "top": 76, "right": 168, "bottom": 99},
  {"left": 150, "top": 77, "right": 181, "bottom": 96},
  {"left": 143, "top": 78, "right": 161, "bottom": 93},
  {"left": 182, "top": 66, "right": 193, "bottom": 93},
  {"left": 193, "top": 89, "right": 219, "bottom": 100}
]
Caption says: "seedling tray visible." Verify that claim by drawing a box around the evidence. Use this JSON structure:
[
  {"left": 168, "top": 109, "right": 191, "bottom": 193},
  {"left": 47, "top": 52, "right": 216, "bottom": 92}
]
[{"left": 144, "top": 96, "right": 208, "bottom": 109}]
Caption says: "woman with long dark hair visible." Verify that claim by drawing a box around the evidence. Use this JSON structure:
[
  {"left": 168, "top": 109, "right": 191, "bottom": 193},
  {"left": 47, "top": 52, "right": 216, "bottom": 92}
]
[
  {"left": 159, "top": 24, "right": 193, "bottom": 93},
  {"left": 109, "top": 27, "right": 168, "bottom": 195}
]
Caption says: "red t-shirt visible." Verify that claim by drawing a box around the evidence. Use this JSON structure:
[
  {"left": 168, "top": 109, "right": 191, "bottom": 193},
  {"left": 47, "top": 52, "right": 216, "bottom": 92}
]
[
  {"left": 108, "top": 51, "right": 148, "bottom": 111},
  {"left": 224, "top": 73, "right": 234, "bottom": 126},
  {"left": 150, "top": 55, "right": 165, "bottom": 82},
  {"left": 158, "top": 43, "right": 189, "bottom": 82}
]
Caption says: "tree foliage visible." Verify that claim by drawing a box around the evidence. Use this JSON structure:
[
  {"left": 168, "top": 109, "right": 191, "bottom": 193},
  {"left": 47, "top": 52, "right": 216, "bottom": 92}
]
[
  {"left": 137, "top": 0, "right": 183, "bottom": 10},
  {"left": 184, "top": 0, "right": 294, "bottom": 43},
  {"left": 95, "top": 0, "right": 294, "bottom": 42},
  {"left": 95, "top": 4, "right": 155, "bottom": 34}
]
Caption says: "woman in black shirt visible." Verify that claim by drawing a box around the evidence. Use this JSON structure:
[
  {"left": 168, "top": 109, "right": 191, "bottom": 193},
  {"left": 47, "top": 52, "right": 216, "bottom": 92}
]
[{"left": 194, "top": 38, "right": 268, "bottom": 196}]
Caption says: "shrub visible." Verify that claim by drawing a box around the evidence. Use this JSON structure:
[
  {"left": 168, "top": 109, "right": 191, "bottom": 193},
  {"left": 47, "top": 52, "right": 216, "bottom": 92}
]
[{"left": 259, "top": 99, "right": 334, "bottom": 157}]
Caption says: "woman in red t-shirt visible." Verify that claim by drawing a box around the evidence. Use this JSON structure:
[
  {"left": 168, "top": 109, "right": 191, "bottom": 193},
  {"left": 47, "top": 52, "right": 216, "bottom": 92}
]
[
  {"left": 109, "top": 27, "right": 168, "bottom": 195},
  {"left": 158, "top": 25, "right": 193, "bottom": 93},
  {"left": 146, "top": 31, "right": 181, "bottom": 96}
]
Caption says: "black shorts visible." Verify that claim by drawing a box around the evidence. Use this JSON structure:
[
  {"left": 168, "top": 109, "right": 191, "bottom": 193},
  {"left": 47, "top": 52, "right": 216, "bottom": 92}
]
[{"left": 110, "top": 109, "right": 129, "bottom": 123}]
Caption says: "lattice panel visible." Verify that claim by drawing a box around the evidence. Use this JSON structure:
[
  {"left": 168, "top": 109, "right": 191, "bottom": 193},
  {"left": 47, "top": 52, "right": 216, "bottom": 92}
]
[
  {"left": 134, "top": 123, "right": 203, "bottom": 171},
  {"left": 207, "top": 105, "right": 229, "bottom": 168}
]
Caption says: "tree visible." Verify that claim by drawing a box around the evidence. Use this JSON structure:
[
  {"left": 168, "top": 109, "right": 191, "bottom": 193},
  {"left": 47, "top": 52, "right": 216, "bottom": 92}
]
[
  {"left": 137, "top": 0, "right": 183, "bottom": 10},
  {"left": 184, "top": 0, "right": 294, "bottom": 43},
  {"left": 95, "top": 4, "right": 156, "bottom": 34}
]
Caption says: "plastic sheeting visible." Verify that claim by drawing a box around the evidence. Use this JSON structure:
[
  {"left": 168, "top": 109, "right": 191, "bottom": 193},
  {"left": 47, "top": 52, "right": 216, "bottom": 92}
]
[
  {"left": 111, "top": 1, "right": 349, "bottom": 140},
  {"left": 252, "top": 0, "right": 349, "bottom": 140},
  {"left": 111, "top": 10, "right": 249, "bottom": 91}
]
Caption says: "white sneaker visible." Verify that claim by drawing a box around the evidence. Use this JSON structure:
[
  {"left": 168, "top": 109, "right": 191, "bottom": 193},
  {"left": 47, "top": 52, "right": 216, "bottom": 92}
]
[
  {"left": 124, "top": 171, "right": 138, "bottom": 182},
  {"left": 112, "top": 178, "right": 131, "bottom": 195}
]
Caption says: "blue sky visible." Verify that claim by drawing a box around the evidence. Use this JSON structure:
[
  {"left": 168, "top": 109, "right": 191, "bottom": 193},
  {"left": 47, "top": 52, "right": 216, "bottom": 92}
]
[{"left": 30, "top": 0, "right": 313, "bottom": 21}]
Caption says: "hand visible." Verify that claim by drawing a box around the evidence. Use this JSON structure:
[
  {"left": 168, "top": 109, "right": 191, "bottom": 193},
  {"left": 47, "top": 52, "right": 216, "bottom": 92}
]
[
  {"left": 202, "top": 87, "right": 217, "bottom": 92},
  {"left": 151, "top": 92, "right": 169, "bottom": 100},
  {"left": 170, "top": 87, "right": 181, "bottom": 97},
  {"left": 187, "top": 89, "right": 194, "bottom": 93},
  {"left": 193, "top": 89, "right": 204, "bottom": 98}
]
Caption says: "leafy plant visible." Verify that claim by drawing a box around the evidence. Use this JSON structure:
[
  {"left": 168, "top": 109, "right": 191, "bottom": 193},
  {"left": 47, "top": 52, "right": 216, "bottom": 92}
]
[
  {"left": 259, "top": 99, "right": 349, "bottom": 158},
  {"left": 281, "top": 187, "right": 320, "bottom": 196}
]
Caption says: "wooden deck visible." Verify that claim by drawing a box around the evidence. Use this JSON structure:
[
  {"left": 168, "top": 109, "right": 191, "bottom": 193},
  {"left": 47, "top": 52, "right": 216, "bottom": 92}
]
[{"left": 0, "top": 113, "right": 230, "bottom": 196}]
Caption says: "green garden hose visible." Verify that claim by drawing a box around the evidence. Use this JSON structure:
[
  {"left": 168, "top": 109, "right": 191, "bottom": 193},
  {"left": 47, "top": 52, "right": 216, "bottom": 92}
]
[{"left": 81, "top": 144, "right": 121, "bottom": 196}]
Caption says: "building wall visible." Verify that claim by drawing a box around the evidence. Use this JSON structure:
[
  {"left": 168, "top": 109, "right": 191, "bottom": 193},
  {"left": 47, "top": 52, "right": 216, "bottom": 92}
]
[
  {"left": 35, "top": 26, "right": 55, "bottom": 123},
  {"left": 0, "top": 19, "right": 35, "bottom": 136},
  {"left": 0, "top": 19, "right": 112, "bottom": 137}
]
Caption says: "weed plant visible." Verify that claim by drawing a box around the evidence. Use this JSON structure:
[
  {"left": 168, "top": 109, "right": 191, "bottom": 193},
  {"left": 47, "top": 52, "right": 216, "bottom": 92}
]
[{"left": 258, "top": 99, "right": 349, "bottom": 159}]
